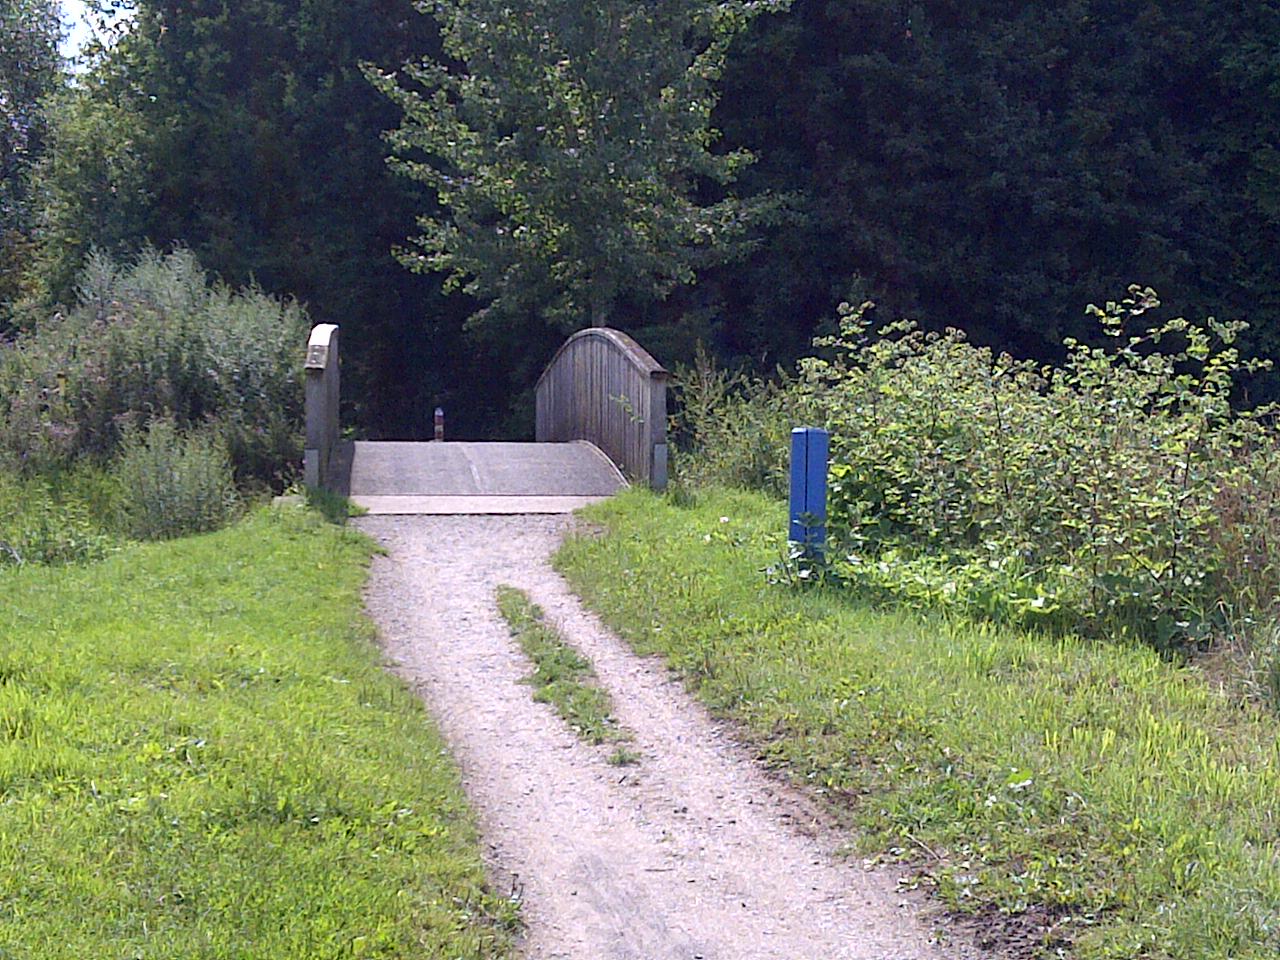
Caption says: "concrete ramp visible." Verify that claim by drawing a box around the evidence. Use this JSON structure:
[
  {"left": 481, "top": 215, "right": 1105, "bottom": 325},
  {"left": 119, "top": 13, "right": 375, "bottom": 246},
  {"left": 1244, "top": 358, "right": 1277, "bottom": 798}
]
[{"left": 334, "top": 440, "right": 626, "bottom": 515}]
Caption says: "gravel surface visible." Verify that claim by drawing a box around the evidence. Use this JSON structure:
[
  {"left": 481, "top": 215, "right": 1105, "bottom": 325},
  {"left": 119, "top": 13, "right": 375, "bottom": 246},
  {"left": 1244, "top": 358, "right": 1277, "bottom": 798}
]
[{"left": 358, "top": 515, "right": 978, "bottom": 960}]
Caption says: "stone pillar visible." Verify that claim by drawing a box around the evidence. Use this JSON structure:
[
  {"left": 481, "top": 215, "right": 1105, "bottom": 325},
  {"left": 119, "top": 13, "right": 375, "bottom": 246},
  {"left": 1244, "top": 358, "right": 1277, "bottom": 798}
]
[{"left": 304, "top": 324, "right": 340, "bottom": 489}]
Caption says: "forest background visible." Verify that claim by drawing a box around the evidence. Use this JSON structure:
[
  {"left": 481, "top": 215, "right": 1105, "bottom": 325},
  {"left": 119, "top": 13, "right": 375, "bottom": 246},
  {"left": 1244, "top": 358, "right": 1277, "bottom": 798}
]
[{"left": 4, "top": 0, "right": 1280, "bottom": 438}]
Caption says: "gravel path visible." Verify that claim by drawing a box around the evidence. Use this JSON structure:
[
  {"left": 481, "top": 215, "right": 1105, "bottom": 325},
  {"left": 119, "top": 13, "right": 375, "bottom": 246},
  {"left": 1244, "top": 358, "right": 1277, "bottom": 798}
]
[{"left": 358, "top": 515, "right": 975, "bottom": 960}]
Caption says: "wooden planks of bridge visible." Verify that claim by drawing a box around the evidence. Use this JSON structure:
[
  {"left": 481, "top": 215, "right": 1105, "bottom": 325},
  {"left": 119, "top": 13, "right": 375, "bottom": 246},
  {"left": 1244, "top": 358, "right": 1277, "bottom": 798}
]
[{"left": 535, "top": 328, "right": 669, "bottom": 490}]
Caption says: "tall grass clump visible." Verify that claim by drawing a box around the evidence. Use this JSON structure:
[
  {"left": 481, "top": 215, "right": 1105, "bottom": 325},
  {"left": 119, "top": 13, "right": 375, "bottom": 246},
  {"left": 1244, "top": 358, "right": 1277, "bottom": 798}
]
[
  {"left": 114, "top": 419, "right": 238, "bottom": 540},
  {"left": 675, "top": 287, "right": 1280, "bottom": 672},
  {"left": 0, "top": 247, "right": 307, "bottom": 486},
  {"left": 0, "top": 468, "right": 119, "bottom": 567},
  {"left": 669, "top": 345, "right": 817, "bottom": 499}
]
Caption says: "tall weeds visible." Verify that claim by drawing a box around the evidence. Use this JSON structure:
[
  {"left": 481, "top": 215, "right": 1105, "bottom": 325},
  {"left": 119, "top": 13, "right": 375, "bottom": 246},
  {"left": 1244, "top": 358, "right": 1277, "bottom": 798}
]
[
  {"left": 0, "top": 468, "right": 118, "bottom": 567},
  {"left": 114, "top": 419, "right": 238, "bottom": 541},
  {"left": 674, "top": 288, "right": 1280, "bottom": 686},
  {"left": 0, "top": 247, "right": 307, "bottom": 486},
  {"left": 669, "top": 345, "right": 817, "bottom": 499}
]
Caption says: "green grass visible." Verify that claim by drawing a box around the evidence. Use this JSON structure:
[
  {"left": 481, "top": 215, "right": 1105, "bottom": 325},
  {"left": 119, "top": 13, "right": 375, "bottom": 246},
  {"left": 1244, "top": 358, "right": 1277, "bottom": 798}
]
[
  {"left": 305, "top": 483, "right": 368, "bottom": 524},
  {"left": 605, "top": 746, "right": 643, "bottom": 767},
  {"left": 495, "top": 586, "right": 629, "bottom": 747},
  {"left": 0, "top": 466, "right": 121, "bottom": 567},
  {"left": 0, "top": 503, "right": 513, "bottom": 958},
  {"left": 556, "top": 487, "right": 1280, "bottom": 960}
]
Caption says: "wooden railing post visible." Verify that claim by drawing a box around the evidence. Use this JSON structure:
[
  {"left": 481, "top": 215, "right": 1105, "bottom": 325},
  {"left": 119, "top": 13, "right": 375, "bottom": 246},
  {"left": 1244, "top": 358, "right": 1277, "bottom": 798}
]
[
  {"left": 535, "top": 327, "right": 670, "bottom": 490},
  {"left": 648, "top": 366, "right": 669, "bottom": 491},
  {"left": 304, "top": 323, "right": 340, "bottom": 489}
]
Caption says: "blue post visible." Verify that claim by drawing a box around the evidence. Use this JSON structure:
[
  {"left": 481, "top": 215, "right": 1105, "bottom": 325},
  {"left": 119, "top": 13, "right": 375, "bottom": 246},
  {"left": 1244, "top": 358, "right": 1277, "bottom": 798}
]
[{"left": 789, "top": 427, "right": 829, "bottom": 557}]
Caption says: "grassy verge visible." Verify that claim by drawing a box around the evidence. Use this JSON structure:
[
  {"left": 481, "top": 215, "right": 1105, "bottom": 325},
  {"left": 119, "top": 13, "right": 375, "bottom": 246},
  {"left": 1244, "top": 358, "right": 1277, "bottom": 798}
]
[
  {"left": 0, "top": 503, "right": 513, "bottom": 958},
  {"left": 556, "top": 488, "right": 1280, "bottom": 959},
  {"left": 496, "top": 586, "right": 631, "bottom": 753}
]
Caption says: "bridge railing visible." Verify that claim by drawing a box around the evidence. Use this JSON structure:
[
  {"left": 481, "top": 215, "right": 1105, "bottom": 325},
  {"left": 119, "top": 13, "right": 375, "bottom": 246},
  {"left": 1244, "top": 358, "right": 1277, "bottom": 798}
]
[
  {"left": 535, "top": 327, "right": 670, "bottom": 490},
  {"left": 303, "top": 323, "right": 340, "bottom": 489}
]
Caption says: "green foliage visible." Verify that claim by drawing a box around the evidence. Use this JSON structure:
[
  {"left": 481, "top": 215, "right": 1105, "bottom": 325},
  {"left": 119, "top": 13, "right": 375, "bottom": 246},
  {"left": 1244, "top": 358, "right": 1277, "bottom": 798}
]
[
  {"left": 706, "top": 2, "right": 1280, "bottom": 384},
  {"left": 558, "top": 488, "right": 1280, "bottom": 959},
  {"left": 372, "top": 0, "right": 789, "bottom": 334},
  {"left": 22, "top": 0, "right": 1280, "bottom": 439},
  {"left": 0, "top": 0, "right": 62, "bottom": 319},
  {"left": 0, "top": 505, "right": 515, "bottom": 957},
  {"left": 812, "top": 290, "right": 1274, "bottom": 645},
  {"left": 26, "top": 88, "right": 154, "bottom": 307},
  {"left": 669, "top": 344, "right": 813, "bottom": 498},
  {"left": 113, "top": 419, "right": 238, "bottom": 541},
  {"left": 0, "top": 467, "right": 119, "bottom": 567},
  {"left": 26, "top": 0, "right": 477, "bottom": 438},
  {"left": 680, "top": 289, "right": 1280, "bottom": 649},
  {"left": 495, "top": 585, "right": 627, "bottom": 746},
  {"left": 0, "top": 247, "right": 307, "bottom": 484},
  {"left": 0, "top": 0, "right": 59, "bottom": 206}
]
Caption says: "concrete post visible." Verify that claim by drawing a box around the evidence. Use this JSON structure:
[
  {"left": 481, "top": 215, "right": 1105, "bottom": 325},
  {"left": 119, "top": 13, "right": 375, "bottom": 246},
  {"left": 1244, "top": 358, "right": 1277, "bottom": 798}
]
[{"left": 304, "top": 323, "right": 340, "bottom": 489}]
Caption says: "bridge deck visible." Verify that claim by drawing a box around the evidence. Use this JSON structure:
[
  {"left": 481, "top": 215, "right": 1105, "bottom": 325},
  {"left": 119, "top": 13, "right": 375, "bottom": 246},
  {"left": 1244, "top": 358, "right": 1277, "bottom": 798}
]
[{"left": 332, "top": 440, "right": 626, "bottom": 515}]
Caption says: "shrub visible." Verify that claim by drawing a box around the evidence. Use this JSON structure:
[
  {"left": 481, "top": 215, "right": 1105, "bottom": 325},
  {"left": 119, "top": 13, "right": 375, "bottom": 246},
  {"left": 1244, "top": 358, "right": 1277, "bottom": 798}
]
[
  {"left": 0, "top": 247, "right": 307, "bottom": 486},
  {"left": 674, "top": 288, "right": 1280, "bottom": 654},
  {"left": 114, "top": 419, "right": 238, "bottom": 541},
  {"left": 670, "top": 345, "right": 816, "bottom": 498},
  {"left": 807, "top": 290, "right": 1278, "bottom": 645},
  {"left": 0, "top": 468, "right": 119, "bottom": 567}
]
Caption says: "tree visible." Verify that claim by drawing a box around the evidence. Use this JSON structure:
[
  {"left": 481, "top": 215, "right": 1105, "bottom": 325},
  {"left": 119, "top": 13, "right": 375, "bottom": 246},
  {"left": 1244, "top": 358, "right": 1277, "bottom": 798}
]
[
  {"left": 28, "top": 87, "right": 153, "bottom": 305},
  {"left": 27, "top": 0, "right": 476, "bottom": 436},
  {"left": 371, "top": 0, "right": 790, "bottom": 336},
  {"left": 1208, "top": 1, "right": 1280, "bottom": 378},
  {"left": 0, "top": 0, "right": 60, "bottom": 219},
  {"left": 704, "top": 0, "right": 1280, "bottom": 384},
  {"left": 0, "top": 0, "right": 61, "bottom": 317}
]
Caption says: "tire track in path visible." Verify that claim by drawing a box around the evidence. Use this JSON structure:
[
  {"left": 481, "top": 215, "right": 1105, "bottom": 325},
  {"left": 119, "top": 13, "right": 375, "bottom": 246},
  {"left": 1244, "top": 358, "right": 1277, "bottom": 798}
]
[{"left": 358, "top": 515, "right": 975, "bottom": 960}]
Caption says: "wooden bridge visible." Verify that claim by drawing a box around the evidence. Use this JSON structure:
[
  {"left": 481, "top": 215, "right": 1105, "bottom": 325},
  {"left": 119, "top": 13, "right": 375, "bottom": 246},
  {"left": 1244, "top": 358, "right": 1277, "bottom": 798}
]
[{"left": 302, "top": 325, "right": 670, "bottom": 514}]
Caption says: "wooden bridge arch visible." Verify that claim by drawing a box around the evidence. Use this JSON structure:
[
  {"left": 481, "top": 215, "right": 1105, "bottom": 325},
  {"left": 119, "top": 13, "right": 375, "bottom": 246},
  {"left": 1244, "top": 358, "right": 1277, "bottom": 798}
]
[
  {"left": 534, "top": 328, "right": 670, "bottom": 491},
  {"left": 303, "top": 325, "right": 669, "bottom": 511}
]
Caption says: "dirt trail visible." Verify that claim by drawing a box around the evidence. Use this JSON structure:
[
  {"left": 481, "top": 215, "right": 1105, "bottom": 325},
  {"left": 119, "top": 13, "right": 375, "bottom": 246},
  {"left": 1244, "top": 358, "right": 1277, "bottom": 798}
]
[{"left": 358, "top": 515, "right": 975, "bottom": 960}]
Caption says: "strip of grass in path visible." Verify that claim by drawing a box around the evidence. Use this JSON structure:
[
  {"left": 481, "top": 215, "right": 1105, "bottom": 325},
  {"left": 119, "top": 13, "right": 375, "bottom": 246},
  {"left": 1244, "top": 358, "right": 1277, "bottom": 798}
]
[
  {"left": 496, "top": 585, "right": 632, "bottom": 755},
  {"left": 0, "top": 503, "right": 514, "bottom": 959},
  {"left": 555, "top": 487, "right": 1280, "bottom": 960}
]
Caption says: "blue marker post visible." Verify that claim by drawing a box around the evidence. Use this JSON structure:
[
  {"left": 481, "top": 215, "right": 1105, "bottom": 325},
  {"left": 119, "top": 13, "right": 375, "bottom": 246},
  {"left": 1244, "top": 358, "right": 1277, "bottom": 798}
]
[{"left": 789, "top": 427, "right": 829, "bottom": 559}]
